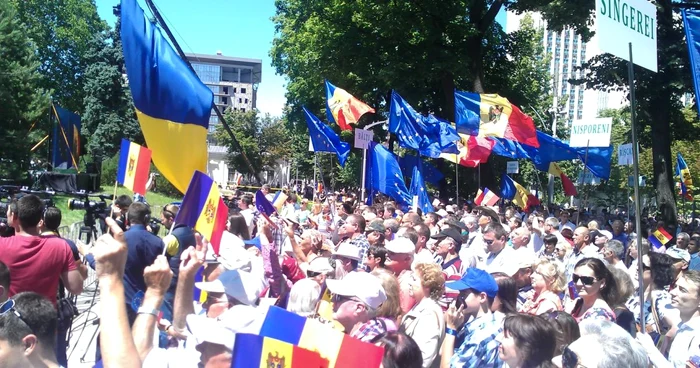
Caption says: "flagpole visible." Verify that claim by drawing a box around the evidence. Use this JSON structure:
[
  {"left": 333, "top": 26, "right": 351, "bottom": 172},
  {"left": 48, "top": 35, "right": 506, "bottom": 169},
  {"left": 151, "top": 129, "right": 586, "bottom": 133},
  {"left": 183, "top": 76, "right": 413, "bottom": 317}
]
[
  {"left": 313, "top": 152, "right": 317, "bottom": 200},
  {"left": 477, "top": 163, "right": 481, "bottom": 189},
  {"left": 109, "top": 181, "right": 119, "bottom": 217},
  {"left": 628, "top": 42, "right": 646, "bottom": 334},
  {"left": 582, "top": 139, "right": 591, "bottom": 216},
  {"left": 455, "top": 164, "right": 459, "bottom": 207},
  {"left": 361, "top": 146, "right": 368, "bottom": 203}
]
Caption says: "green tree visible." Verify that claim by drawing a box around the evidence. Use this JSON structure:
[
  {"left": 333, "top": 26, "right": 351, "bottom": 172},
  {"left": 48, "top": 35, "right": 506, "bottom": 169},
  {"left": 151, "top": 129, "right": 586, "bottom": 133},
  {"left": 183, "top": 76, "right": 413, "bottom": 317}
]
[
  {"left": 11, "top": 0, "right": 107, "bottom": 113},
  {"left": 215, "top": 110, "right": 293, "bottom": 179},
  {"left": 0, "top": 0, "right": 50, "bottom": 179},
  {"left": 81, "top": 19, "right": 142, "bottom": 159}
]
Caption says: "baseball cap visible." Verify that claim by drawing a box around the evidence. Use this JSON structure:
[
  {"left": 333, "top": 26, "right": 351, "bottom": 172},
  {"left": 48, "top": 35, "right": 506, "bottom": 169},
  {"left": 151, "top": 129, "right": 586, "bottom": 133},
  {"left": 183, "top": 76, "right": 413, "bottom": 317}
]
[
  {"left": 326, "top": 272, "right": 387, "bottom": 309},
  {"left": 366, "top": 220, "right": 386, "bottom": 233},
  {"left": 446, "top": 205, "right": 455, "bottom": 214},
  {"left": 333, "top": 242, "right": 362, "bottom": 261},
  {"left": 496, "top": 250, "right": 536, "bottom": 276},
  {"left": 599, "top": 230, "right": 613, "bottom": 240},
  {"left": 384, "top": 237, "right": 415, "bottom": 254},
  {"left": 666, "top": 246, "right": 691, "bottom": 263},
  {"left": 444, "top": 217, "right": 467, "bottom": 231},
  {"left": 446, "top": 268, "right": 499, "bottom": 298},
  {"left": 186, "top": 305, "right": 262, "bottom": 350},
  {"left": 436, "top": 209, "right": 449, "bottom": 217},
  {"left": 195, "top": 269, "right": 263, "bottom": 306},
  {"left": 431, "top": 227, "right": 463, "bottom": 245}
]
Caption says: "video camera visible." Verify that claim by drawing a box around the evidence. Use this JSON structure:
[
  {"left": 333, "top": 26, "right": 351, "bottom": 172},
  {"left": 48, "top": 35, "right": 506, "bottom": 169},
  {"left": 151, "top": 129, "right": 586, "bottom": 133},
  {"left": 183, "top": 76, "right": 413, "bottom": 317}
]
[
  {"left": 149, "top": 217, "right": 161, "bottom": 236},
  {"left": 0, "top": 186, "right": 56, "bottom": 237}
]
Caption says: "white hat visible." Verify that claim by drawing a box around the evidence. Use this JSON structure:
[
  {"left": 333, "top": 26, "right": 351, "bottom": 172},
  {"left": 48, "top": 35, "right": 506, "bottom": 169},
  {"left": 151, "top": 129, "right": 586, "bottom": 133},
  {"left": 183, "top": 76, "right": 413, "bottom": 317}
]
[
  {"left": 666, "top": 246, "right": 691, "bottom": 263},
  {"left": 195, "top": 269, "right": 263, "bottom": 306},
  {"left": 326, "top": 272, "right": 387, "bottom": 309},
  {"left": 186, "top": 305, "right": 261, "bottom": 350},
  {"left": 495, "top": 250, "right": 536, "bottom": 276},
  {"left": 217, "top": 232, "right": 252, "bottom": 271},
  {"left": 284, "top": 214, "right": 300, "bottom": 226},
  {"left": 436, "top": 209, "right": 448, "bottom": 217},
  {"left": 446, "top": 205, "right": 455, "bottom": 214},
  {"left": 599, "top": 230, "right": 613, "bottom": 240},
  {"left": 333, "top": 241, "right": 362, "bottom": 261},
  {"left": 307, "top": 256, "right": 334, "bottom": 274},
  {"left": 384, "top": 237, "right": 415, "bottom": 254}
]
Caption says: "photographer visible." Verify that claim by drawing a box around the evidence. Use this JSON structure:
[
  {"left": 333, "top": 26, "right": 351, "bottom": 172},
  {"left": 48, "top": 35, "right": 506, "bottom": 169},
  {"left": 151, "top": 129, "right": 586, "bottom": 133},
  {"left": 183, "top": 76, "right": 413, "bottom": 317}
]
[
  {"left": 0, "top": 195, "right": 83, "bottom": 305},
  {"left": 110, "top": 194, "right": 132, "bottom": 232}
]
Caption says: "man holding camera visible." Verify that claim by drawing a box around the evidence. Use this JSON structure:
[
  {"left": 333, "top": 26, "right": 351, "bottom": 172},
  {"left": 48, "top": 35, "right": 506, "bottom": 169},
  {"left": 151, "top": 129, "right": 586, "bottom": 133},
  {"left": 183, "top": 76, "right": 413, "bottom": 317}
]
[{"left": 0, "top": 195, "right": 84, "bottom": 304}]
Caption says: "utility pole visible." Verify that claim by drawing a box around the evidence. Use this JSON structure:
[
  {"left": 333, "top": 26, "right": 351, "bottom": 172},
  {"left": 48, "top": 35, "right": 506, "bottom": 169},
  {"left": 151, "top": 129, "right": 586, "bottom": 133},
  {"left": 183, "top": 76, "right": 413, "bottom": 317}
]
[{"left": 548, "top": 69, "right": 559, "bottom": 205}]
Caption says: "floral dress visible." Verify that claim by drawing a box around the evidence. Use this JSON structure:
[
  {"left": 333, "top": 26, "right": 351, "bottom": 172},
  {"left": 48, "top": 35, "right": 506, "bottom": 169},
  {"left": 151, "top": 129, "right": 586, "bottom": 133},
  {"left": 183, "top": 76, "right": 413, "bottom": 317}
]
[{"left": 571, "top": 298, "right": 616, "bottom": 323}]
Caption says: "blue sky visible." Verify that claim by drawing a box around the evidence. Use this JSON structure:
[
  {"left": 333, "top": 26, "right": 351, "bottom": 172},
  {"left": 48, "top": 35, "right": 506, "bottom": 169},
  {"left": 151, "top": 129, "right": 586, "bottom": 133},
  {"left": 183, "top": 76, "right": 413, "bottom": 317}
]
[
  {"left": 96, "top": 1, "right": 508, "bottom": 118},
  {"left": 95, "top": 0, "right": 287, "bottom": 116}
]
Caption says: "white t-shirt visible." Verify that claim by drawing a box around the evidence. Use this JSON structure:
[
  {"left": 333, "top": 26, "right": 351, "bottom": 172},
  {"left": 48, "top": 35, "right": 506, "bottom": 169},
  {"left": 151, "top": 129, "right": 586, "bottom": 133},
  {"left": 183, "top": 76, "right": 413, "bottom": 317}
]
[
  {"left": 240, "top": 208, "right": 256, "bottom": 236},
  {"left": 481, "top": 245, "right": 517, "bottom": 274}
]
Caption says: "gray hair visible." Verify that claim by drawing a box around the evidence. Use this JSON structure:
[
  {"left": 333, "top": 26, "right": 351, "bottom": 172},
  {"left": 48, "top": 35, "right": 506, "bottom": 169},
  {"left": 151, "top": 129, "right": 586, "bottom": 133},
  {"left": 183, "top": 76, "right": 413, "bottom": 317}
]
[
  {"left": 604, "top": 240, "right": 624, "bottom": 260},
  {"left": 678, "top": 232, "right": 690, "bottom": 241},
  {"left": 286, "top": 279, "right": 322, "bottom": 317},
  {"left": 384, "top": 219, "right": 400, "bottom": 233},
  {"left": 462, "top": 215, "right": 477, "bottom": 225},
  {"left": 545, "top": 217, "right": 560, "bottom": 228},
  {"left": 578, "top": 320, "right": 649, "bottom": 368}
]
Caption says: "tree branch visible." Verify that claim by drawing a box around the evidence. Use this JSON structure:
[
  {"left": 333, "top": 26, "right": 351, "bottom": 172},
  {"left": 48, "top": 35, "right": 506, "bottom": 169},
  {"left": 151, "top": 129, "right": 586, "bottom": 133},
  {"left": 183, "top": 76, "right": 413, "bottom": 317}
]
[{"left": 478, "top": 0, "right": 505, "bottom": 35}]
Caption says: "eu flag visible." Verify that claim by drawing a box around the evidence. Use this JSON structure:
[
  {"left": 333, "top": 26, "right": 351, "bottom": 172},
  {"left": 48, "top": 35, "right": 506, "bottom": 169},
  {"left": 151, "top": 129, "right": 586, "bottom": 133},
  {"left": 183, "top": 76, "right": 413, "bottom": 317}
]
[
  {"left": 684, "top": 10, "right": 700, "bottom": 119},
  {"left": 389, "top": 91, "right": 459, "bottom": 158},
  {"left": 303, "top": 107, "right": 351, "bottom": 167},
  {"left": 398, "top": 154, "right": 444, "bottom": 185},
  {"left": 121, "top": 0, "right": 213, "bottom": 193},
  {"left": 365, "top": 142, "right": 412, "bottom": 206},
  {"left": 409, "top": 165, "right": 434, "bottom": 213}
]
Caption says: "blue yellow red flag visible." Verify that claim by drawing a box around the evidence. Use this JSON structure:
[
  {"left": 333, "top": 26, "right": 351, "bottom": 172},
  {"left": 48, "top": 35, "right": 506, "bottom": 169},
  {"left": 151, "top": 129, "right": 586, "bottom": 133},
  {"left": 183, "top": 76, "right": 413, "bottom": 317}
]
[
  {"left": 174, "top": 171, "right": 228, "bottom": 255},
  {"left": 649, "top": 228, "right": 673, "bottom": 249},
  {"left": 676, "top": 153, "right": 693, "bottom": 199},
  {"left": 231, "top": 333, "right": 325, "bottom": 368},
  {"left": 121, "top": 0, "right": 214, "bottom": 194},
  {"left": 117, "top": 139, "right": 152, "bottom": 195},
  {"left": 271, "top": 191, "right": 288, "bottom": 212},
  {"left": 325, "top": 80, "right": 375, "bottom": 131},
  {"left": 454, "top": 90, "right": 539, "bottom": 148}
]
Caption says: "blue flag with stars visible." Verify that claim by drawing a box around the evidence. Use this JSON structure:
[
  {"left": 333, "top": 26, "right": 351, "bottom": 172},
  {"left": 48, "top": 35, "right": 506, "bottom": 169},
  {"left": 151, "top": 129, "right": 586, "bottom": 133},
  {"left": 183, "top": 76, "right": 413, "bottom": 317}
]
[
  {"left": 410, "top": 164, "right": 434, "bottom": 213},
  {"left": 398, "top": 154, "right": 444, "bottom": 185},
  {"left": 389, "top": 91, "right": 459, "bottom": 158},
  {"left": 303, "top": 107, "right": 351, "bottom": 167},
  {"left": 365, "top": 142, "right": 412, "bottom": 206}
]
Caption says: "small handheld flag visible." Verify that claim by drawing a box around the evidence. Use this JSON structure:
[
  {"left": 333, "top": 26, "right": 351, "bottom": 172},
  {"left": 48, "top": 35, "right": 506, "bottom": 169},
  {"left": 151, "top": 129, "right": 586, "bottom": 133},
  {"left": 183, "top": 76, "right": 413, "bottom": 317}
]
[
  {"left": 117, "top": 139, "right": 152, "bottom": 195},
  {"left": 271, "top": 191, "right": 289, "bottom": 212},
  {"left": 475, "top": 188, "right": 500, "bottom": 206},
  {"left": 174, "top": 171, "right": 228, "bottom": 255},
  {"left": 231, "top": 333, "right": 325, "bottom": 367},
  {"left": 649, "top": 228, "right": 673, "bottom": 249},
  {"left": 676, "top": 153, "right": 693, "bottom": 200}
]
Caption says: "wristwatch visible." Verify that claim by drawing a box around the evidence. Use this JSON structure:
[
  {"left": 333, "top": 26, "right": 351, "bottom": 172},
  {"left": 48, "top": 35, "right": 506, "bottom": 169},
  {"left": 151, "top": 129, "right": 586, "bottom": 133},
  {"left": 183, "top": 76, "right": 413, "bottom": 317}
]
[
  {"left": 136, "top": 306, "right": 159, "bottom": 317},
  {"left": 445, "top": 327, "right": 458, "bottom": 336}
]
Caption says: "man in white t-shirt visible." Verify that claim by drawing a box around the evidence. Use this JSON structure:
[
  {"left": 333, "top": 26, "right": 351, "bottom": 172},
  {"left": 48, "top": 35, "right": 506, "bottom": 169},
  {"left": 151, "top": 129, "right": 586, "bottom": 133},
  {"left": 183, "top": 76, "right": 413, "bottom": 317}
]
[
  {"left": 238, "top": 194, "right": 256, "bottom": 236},
  {"left": 479, "top": 223, "right": 516, "bottom": 274}
]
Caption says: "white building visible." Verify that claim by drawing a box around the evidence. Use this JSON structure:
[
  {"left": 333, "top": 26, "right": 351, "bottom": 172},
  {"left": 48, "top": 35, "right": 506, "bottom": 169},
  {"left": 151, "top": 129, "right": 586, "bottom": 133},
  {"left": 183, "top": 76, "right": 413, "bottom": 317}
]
[{"left": 505, "top": 12, "right": 626, "bottom": 127}]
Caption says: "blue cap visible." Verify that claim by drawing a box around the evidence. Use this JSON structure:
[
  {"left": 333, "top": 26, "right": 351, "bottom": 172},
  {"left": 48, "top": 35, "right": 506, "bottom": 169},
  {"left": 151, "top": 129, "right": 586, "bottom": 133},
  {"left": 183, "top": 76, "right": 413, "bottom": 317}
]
[
  {"left": 242, "top": 236, "right": 261, "bottom": 250},
  {"left": 446, "top": 268, "right": 498, "bottom": 298}
]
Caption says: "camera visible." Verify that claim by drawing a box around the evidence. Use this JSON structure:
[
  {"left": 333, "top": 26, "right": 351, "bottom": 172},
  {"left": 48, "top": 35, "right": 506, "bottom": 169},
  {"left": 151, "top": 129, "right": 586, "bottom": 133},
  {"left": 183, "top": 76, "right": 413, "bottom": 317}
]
[
  {"left": 68, "top": 198, "right": 107, "bottom": 213},
  {"left": 149, "top": 217, "right": 161, "bottom": 236}
]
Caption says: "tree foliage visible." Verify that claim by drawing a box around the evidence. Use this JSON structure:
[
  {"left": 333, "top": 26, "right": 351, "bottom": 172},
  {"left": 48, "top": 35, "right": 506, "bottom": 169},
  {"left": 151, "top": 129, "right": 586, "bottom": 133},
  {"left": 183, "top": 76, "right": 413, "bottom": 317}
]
[
  {"left": 0, "top": 0, "right": 50, "bottom": 179},
  {"left": 215, "top": 110, "right": 293, "bottom": 179},
  {"left": 81, "top": 19, "right": 142, "bottom": 159}
]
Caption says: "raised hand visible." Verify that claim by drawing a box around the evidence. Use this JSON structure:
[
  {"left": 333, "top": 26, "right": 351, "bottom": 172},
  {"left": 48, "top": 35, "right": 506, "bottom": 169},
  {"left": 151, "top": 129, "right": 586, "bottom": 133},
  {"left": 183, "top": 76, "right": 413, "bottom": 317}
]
[
  {"left": 144, "top": 255, "right": 173, "bottom": 296},
  {"left": 93, "top": 217, "right": 128, "bottom": 280}
]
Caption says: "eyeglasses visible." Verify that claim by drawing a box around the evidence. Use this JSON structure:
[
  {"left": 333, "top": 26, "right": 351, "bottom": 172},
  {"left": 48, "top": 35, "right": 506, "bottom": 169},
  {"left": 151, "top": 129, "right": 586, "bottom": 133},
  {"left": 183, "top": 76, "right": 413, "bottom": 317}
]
[
  {"left": 562, "top": 345, "right": 586, "bottom": 368},
  {"left": 483, "top": 238, "right": 495, "bottom": 245},
  {"left": 332, "top": 294, "right": 360, "bottom": 305},
  {"left": 306, "top": 270, "right": 322, "bottom": 278},
  {"left": 572, "top": 274, "right": 597, "bottom": 286},
  {"left": 0, "top": 299, "right": 34, "bottom": 334}
]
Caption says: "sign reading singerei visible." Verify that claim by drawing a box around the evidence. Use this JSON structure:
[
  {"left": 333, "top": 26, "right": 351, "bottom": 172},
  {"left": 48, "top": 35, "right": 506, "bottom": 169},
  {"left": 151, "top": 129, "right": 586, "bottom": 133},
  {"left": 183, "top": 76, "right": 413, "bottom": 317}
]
[{"left": 596, "top": 0, "right": 658, "bottom": 72}]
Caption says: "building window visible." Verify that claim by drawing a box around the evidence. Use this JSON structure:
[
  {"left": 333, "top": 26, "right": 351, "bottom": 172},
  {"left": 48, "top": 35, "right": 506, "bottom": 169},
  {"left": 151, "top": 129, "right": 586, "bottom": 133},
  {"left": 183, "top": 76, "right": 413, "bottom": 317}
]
[
  {"left": 245, "top": 98, "right": 248, "bottom": 104},
  {"left": 241, "top": 108, "right": 246, "bottom": 112},
  {"left": 241, "top": 88, "right": 247, "bottom": 94},
  {"left": 223, "top": 86, "right": 229, "bottom": 94},
  {"left": 239, "top": 98, "right": 242, "bottom": 103},
  {"left": 233, "top": 87, "right": 237, "bottom": 93}
]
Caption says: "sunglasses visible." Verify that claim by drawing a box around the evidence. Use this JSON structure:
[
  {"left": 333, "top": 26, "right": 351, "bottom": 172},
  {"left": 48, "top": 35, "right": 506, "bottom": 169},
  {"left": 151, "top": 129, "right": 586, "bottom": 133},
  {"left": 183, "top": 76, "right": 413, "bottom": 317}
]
[
  {"left": 562, "top": 345, "right": 586, "bottom": 368},
  {"left": 0, "top": 299, "right": 34, "bottom": 334},
  {"left": 306, "top": 270, "right": 322, "bottom": 278},
  {"left": 483, "top": 238, "right": 495, "bottom": 245},
  {"left": 572, "top": 274, "right": 597, "bottom": 286}
]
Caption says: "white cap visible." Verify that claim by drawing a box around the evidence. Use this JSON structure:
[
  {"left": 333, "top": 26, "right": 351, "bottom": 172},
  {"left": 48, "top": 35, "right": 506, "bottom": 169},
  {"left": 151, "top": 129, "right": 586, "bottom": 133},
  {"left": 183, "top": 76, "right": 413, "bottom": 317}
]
[
  {"left": 446, "top": 205, "right": 455, "bottom": 214},
  {"left": 186, "top": 305, "right": 262, "bottom": 349},
  {"left": 195, "top": 269, "right": 263, "bottom": 306},
  {"left": 307, "top": 256, "right": 334, "bottom": 274},
  {"left": 599, "top": 230, "right": 613, "bottom": 240},
  {"left": 217, "top": 232, "right": 252, "bottom": 271},
  {"left": 666, "top": 246, "right": 691, "bottom": 263},
  {"left": 326, "top": 272, "right": 387, "bottom": 309},
  {"left": 384, "top": 237, "right": 415, "bottom": 254},
  {"left": 333, "top": 241, "right": 362, "bottom": 261},
  {"left": 436, "top": 209, "right": 448, "bottom": 217}
]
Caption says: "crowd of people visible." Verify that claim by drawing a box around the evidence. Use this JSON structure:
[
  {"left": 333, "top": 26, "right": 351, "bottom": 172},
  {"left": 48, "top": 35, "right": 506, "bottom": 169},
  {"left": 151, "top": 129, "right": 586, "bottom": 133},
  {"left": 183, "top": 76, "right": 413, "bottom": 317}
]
[{"left": 2, "top": 186, "right": 700, "bottom": 367}]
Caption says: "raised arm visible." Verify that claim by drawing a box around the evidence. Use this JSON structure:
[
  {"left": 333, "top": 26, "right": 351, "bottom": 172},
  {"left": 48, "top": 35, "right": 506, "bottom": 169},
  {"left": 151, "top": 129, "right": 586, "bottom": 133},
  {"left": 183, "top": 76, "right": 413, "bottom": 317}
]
[{"left": 132, "top": 255, "right": 173, "bottom": 361}]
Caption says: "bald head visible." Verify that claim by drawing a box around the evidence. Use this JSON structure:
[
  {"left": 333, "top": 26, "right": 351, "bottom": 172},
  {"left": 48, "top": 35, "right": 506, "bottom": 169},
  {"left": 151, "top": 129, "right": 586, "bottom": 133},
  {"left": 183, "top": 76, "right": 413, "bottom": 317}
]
[{"left": 573, "top": 226, "right": 590, "bottom": 249}]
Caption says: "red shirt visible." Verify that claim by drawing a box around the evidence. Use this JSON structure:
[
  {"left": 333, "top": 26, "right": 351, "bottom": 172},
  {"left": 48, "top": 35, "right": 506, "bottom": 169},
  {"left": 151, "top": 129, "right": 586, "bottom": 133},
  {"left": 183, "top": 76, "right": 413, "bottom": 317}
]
[{"left": 0, "top": 235, "right": 77, "bottom": 306}]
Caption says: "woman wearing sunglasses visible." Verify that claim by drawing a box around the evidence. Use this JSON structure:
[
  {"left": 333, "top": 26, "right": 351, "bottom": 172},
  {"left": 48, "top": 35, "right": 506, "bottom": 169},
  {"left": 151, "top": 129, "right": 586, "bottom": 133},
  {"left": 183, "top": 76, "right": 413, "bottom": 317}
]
[
  {"left": 521, "top": 258, "right": 566, "bottom": 315},
  {"left": 568, "top": 258, "right": 618, "bottom": 323}
]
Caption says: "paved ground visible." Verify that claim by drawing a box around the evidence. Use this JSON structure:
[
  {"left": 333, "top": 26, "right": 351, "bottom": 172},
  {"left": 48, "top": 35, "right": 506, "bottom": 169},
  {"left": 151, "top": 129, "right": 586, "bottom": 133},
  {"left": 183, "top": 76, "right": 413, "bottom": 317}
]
[{"left": 66, "top": 272, "right": 101, "bottom": 368}]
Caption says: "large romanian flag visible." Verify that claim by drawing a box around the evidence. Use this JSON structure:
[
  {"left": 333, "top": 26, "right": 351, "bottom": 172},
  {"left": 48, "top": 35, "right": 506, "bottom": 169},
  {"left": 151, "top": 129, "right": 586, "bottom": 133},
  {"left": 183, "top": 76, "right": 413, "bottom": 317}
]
[
  {"left": 440, "top": 134, "right": 495, "bottom": 168},
  {"left": 174, "top": 171, "right": 228, "bottom": 255},
  {"left": 325, "top": 80, "right": 375, "bottom": 131},
  {"left": 231, "top": 334, "right": 325, "bottom": 368},
  {"left": 121, "top": 0, "right": 214, "bottom": 194},
  {"left": 455, "top": 90, "right": 539, "bottom": 148},
  {"left": 258, "top": 306, "right": 384, "bottom": 368},
  {"left": 116, "top": 139, "right": 152, "bottom": 195}
]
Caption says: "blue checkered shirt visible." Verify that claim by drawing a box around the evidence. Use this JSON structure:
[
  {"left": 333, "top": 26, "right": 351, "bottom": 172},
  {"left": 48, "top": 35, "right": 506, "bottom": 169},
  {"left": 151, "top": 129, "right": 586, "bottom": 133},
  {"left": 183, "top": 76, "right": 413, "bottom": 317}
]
[{"left": 450, "top": 313, "right": 505, "bottom": 368}]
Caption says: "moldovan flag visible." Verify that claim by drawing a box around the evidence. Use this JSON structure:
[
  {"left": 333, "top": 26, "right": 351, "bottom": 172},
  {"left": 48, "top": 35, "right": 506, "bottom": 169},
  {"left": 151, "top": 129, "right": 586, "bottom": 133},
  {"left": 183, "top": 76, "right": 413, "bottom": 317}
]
[
  {"left": 649, "top": 227, "right": 673, "bottom": 249},
  {"left": 325, "top": 80, "right": 375, "bottom": 131},
  {"left": 121, "top": 0, "right": 214, "bottom": 194},
  {"left": 677, "top": 153, "right": 693, "bottom": 200},
  {"left": 272, "top": 191, "right": 288, "bottom": 212},
  {"left": 454, "top": 90, "right": 539, "bottom": 148},
  {"left": 117, "top": 139, "right": 152, "bottom": 195},
  {"left": 548, "top": 162, "right": 577, "bottom": 197},
  {"left": 258, "top": 307, "right": 384, "bottom": 368},
  {"left": 231, "top": 334, "right": 325, "bottom": 368},
  {"left": 475, "top": 188, "right": 500, "bottom": 206},
  {"left": 174, "top": 171, "right": 228, "bottom": 255}
]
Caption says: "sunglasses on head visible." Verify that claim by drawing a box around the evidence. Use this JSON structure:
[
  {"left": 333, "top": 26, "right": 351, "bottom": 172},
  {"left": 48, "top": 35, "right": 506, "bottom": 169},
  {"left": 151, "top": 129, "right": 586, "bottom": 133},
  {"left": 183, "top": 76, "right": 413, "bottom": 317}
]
[
  {"left": 0, "top": 299, "right": 34, "bottom": 334},
  {"left": 572, "top": 274, "right": 597, "bottom": 286}
]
